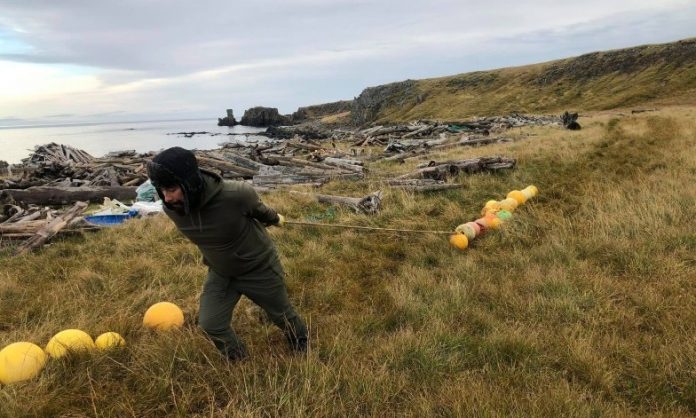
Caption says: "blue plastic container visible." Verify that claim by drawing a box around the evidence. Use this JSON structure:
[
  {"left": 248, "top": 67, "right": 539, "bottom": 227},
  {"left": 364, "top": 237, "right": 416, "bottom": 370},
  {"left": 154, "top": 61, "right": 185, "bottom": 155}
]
[{"left": 84, "top": 210, "right": 137, "bottom": 226}]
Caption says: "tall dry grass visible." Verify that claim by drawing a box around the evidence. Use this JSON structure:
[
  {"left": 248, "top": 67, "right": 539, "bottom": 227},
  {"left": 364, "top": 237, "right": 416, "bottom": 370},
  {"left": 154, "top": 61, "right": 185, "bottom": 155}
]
[{"left": 1, "top": 107, "right": 695, "bottom": 417}]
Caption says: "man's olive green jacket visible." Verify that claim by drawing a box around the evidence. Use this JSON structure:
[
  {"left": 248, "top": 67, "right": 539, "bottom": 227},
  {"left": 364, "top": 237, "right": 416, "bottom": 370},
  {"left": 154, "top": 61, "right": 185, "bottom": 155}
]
[{"left": 163, "top": 170, "right": 281, "bottom": 277}]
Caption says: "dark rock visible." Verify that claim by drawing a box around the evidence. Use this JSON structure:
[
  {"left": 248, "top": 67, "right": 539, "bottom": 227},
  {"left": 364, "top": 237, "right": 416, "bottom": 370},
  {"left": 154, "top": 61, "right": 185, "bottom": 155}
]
[
  {"left": 240, "top": 107, "right": 291, "bottom": 127},
  {"left": 218, "top": 109, "right": 238, "bottom": 126},
  {"left": 561, "top": 111, "right": 581, "bottom": 130},
  {"left": 265, "top": 125, "right": 331, "bottom": 140},
  {"left": 292, "top": 100, "right": 353, "bottom": 123},
  {"left": 351, "top": 80, "right": 419, "bottom": 126}
]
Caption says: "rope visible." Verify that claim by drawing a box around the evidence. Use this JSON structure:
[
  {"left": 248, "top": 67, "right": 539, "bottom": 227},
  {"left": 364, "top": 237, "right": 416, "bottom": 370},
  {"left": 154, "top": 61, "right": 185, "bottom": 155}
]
[{"left": 285, "top": 220, "right": 452, "bottom": 235}]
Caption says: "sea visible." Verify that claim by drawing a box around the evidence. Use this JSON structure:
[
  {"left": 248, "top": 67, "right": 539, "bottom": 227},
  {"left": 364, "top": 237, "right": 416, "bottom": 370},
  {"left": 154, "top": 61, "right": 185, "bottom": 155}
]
[{"left": 0, "top": 119, "right": 267, "bottom": 164}]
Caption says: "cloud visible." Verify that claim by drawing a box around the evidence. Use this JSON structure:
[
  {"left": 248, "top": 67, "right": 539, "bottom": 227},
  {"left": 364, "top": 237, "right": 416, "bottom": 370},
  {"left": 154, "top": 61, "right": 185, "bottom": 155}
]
[{"left": 0, "top": 0, "right": 694, "bottom": 122}]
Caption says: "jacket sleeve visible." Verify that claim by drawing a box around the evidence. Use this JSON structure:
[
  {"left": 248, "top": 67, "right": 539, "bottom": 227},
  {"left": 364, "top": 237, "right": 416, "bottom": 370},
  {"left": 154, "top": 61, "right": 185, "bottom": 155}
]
[{"left": 240, "top": 183, "right": 280, "bottom": 226}]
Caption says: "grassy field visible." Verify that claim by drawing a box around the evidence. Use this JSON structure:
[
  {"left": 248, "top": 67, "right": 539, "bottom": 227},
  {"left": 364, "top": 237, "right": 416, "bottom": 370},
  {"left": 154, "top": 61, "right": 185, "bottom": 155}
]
[
  {"left": 1, "top": 106, "right": 695, "bottom": 416},
  {"left": 365, "top": 39, "right": 696, "bottom": 123}
]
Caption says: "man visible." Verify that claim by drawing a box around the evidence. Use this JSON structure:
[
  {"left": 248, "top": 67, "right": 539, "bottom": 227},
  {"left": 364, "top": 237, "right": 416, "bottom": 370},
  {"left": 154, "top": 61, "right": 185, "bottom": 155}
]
[{"left": 146, "top": 146, "right": 307, "bottom": 360}]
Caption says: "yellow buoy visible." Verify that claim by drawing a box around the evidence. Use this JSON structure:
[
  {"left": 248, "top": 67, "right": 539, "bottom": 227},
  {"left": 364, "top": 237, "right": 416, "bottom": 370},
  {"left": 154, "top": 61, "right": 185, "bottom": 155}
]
[
  {"left": 523, "top": 185, "right": 539, "bottom": 198},
  {"left": 449, "top": 233, "right": 469, "bottom": 251},
  {"left": 0, "top": 342, "right": 47, "bottom": 384},
  {"left": 481, "top": 200, "right": 501, "bottom": 215},
  {"left": 45, "top": 329, "right": 96, "bottom": 358},
  {"left": 95, "top": 332, "right": 126, "bottom": 350},
  {"left": 499, "top": 197, "right": 519, "bottom": 212},
  {"left": 507, "top": 190, "right": 527, "bottom": 205},
  {"left": 143, "top": 302, "right": 184, "bottom": 331}
]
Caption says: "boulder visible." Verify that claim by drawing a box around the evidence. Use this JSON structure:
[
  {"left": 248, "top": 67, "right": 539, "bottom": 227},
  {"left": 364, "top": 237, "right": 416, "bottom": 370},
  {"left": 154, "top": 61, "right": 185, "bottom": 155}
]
[
  {"left": 561, "top": 111, "right": 581, "bottom": 130},
  {"left": 217, "top": 109, "right": 238, "bottom": 126},
  {"left": 240, "top": 107, "right": 291, "bottom": 127}
]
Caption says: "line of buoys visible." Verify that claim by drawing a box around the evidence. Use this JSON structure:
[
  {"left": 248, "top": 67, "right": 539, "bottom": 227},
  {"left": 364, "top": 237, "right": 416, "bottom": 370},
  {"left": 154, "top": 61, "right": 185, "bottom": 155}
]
[
  {"left": 449, "top": 185, "right": 539, "bottom": 251},
  {"left": 0, "top": 329, "right": 124, "bottom": 385},
  {"left": 0, "top": 301, "right": 184, "bottom": 385}
]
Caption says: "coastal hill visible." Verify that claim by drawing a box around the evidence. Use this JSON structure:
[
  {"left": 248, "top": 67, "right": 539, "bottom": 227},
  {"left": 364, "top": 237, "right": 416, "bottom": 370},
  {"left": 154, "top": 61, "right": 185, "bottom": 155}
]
[{"left": 297, "top": 38, "right": 696, "bottom": 125}]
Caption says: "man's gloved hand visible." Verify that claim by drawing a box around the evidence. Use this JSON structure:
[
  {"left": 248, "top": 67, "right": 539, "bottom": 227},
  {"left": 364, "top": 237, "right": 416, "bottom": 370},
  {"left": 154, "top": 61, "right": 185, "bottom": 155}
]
[{"left": 276, "top": 214, "right": 286, "bottom": 227}]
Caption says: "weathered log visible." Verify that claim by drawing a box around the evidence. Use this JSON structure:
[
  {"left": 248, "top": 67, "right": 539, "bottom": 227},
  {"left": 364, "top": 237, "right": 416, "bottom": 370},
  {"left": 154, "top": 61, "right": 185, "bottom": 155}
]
[
  {"left": 2, "top": 205, "right": 25, "bottom": 223},
  {"left": 0, "top": 228, "right": 98, "bottom": 240},
  {"left": 387, "top": 179, "right": 465, "bottom": 193},
  {"left": 208, "top": 151, "right": 264, "bottom": 171},
  {"left": 323, "top": 157, "right": 363, "bottom": 166},
  {"left": 321, "top": 157, "right": 364, "bottom": 173},
  {"left": 287, "top": 141, "right": 323, "bottom": 151},
  {"left": 1, "top": 186, "right": 137, "bottom": 205},
  {"left": 195, "top": 156, "right": 258, "bottom": 177},
  {"left": 397, "top": 157, "right": 516, "bottom": 180},
  {"left": 14, "top": 201, "right": 88, "bottom": 255},
  {"left": 275, "top": 157, "right": 338, "bottom": 171},
  {"left": 252, "top": 175, "right": 327, "bottom": 187},
  {"left": 0, "top": 220, "right": 48, "bottom": 234},
  {"left": 383, "top": 149, "right": 430, "bottom": 162},
  {"left": 291, "top": 191, "right": 382, "bottom": 214},
  {"left": 13, "top": 210, "right": 43, "bottom": 224}
]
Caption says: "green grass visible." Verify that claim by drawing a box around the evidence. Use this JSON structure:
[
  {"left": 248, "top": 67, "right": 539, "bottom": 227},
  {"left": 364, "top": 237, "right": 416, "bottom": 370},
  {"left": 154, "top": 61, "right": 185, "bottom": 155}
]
[{"left": 1, "top": 107, "right": 695, "bottom": 416}]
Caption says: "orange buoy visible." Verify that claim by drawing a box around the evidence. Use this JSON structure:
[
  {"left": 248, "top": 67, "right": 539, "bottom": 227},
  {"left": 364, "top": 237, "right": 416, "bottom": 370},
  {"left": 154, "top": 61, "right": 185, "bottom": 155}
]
[
  {"left": 143, "top": 302, "right": 184, "bottom": 331},
  {"left": 506, "top": 190, "right": 527, "bottom": 205}
]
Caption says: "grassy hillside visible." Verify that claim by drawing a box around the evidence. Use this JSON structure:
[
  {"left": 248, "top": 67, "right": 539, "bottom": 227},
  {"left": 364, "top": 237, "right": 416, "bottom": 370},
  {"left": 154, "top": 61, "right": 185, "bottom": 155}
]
[
  {"left": 1, "top": 107, "right": 695, "bottom": 416},
  {"left": 351, "top": 38, "right": 696, "bottom": 124}
]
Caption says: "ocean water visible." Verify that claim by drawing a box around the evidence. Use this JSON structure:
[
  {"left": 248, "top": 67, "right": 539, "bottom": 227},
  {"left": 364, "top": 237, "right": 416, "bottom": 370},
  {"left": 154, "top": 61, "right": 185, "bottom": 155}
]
[{"left": 0, "top": 119, "right": 267, "bottom": 164}]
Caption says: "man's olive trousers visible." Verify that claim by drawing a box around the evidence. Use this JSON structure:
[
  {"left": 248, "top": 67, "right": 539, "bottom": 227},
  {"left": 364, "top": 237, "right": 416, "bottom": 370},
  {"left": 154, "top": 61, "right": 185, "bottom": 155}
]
[{"left": 198, "top": 261, "right": 307, "bottom": 359}]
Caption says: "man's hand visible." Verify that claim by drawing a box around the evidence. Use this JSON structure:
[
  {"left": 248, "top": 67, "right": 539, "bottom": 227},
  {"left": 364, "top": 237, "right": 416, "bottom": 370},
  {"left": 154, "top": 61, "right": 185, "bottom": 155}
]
[{"left": 276, "top": 214, "right": 286, "bottom": 227}]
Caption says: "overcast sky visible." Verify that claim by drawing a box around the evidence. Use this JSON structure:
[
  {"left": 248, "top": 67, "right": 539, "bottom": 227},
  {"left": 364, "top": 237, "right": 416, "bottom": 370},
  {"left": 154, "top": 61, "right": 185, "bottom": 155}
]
[{"left": 0, "top": 0, "right": 694, "bottom": 125}]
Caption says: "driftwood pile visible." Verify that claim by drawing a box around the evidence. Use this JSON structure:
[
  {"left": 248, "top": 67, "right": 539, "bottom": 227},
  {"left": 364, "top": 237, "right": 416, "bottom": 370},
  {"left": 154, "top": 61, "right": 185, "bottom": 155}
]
[
  {"left": 348, "top": 115, "right": 559, "bottom": 147},
  {"left": 5, "top": 144, "right": 151, "bottom": 189},
  {"left": 397, "top": 156, "right": 516, "bottom": 181},
  {"left": 253, "top": 113, "right": 560, "bottom": 146},
  {"left": 1, "top": 139, "right": 367, "bottom": 205},
  {"left": 0, "top": 201, "right": 93, "bottom": 253},
  {"left": 380, "top": 135, "right": 515, "bottom": 163}
]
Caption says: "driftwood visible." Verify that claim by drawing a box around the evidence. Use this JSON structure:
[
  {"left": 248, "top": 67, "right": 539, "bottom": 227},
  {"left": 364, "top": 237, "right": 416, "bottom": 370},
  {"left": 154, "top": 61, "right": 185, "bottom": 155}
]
[
  {"left": 14, "top": 201, "right": 88, "bottom": 255},
  {"left": 1, "top": 186, "right": 137, "bottom": 205},
  {"left": 287, "top": 141, "right": 324, "bottom": 152},
  {"left": 291, "top": 190, "right": 382, "bottom": 215},
  {"left": 22, "top": 143, "right": 94, "bottom": 165},
  {"left": 252, "top": 172, "right": 363, "bottom": 188},
  {"left": 387, "top": 179, "right": 465, "bottom": 193},
  {"left": 321, "top": 157, "right": 365, "bottom": 173},
  {"left": 397, "top": 156, "right": 516, "bottom": 181},
  {"left": 195, "top": 155, "right": 258, "bottom": 177},
  {"left": 252, "top": 175, "right": 326, "bottom": 188}
]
